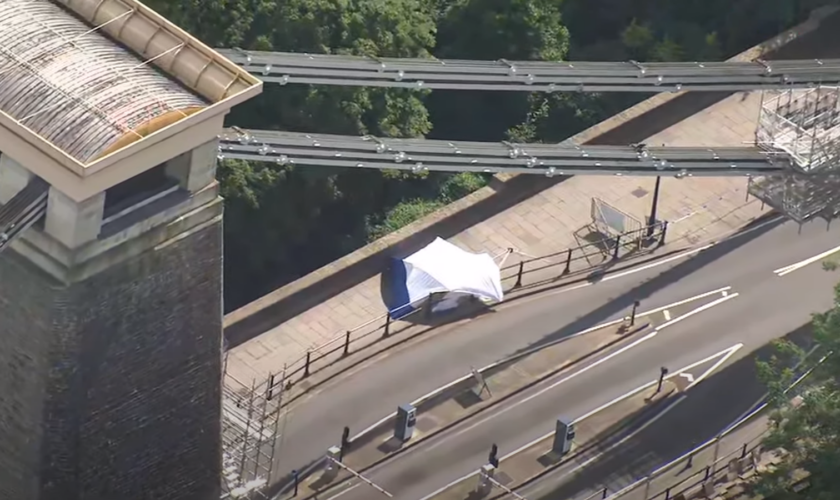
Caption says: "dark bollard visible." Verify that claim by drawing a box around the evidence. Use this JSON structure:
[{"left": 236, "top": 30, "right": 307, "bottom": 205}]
[
  {"left": 656, "top": 366, "right": 669, "bottom": 393},
  {"left": 686, "top": 451, "right": 694, "bottom": 468},
  {"left": 340, "top": 426, "right": 351, "bottom": 461},
  {"left": 514, "top": 261, "right": 524, "bottom": 288},
  {"left": 488, "top": 443, "right": 499, "bottom": 468},
  {"left": 613, "top": 235, "right": 622, "bottom": 259},
  {"left": 741, "top": 443, "right": 748, "bottom": 458},
  {"left": 602, "top": 487, "right": 608, "bottom": 499},
  {"left": 343, "top": 330, "right": 351, "bottom": 356},
  {"left": 563, "top": 248, "right": 573, "bottom": 274},
  {"left": 704, "top": 465, "right": 711, "bottom": 480},
  {"left": 665, "top": 487, "right": 671, "bottom": 500},
  {"left": 383, "top": 313, "right": 391, "bottom": 338},
  {"left": 630, "top": 300, "right": 640, "bottom": 326},
  {"left": 304, "top": 351, "right": 312, "bottom": 378},
  {"left": 292, "top": 469, "right": 299, "bottom": 496}
]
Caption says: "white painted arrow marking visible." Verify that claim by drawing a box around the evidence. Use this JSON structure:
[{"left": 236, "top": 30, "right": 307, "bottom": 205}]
[
  {"left": 679, "top": 372, "right": 695, "bottom": 383},
  {"left": 774, "top": 243, "right": 840, "bottom": 277}
]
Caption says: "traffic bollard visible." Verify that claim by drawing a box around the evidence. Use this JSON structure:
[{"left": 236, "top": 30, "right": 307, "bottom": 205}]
[
  {"left": 292, "top": 469, "right": 299, "bottom": 496},
  {"left": 657, "top": 366, "right": 668, "bottom": 393},
  {"left": 340, "top": 426, "right": 350, "bottom": 461}
]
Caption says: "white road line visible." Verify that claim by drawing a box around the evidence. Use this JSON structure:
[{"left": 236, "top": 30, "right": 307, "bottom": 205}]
[
  {"left": 684, "top": 343, "right": 743, "bottom": 390},
  {"left": 414, "top": 296, "right": 738, "bottom": 454},
  {"left": 663, "top": 310, "right": 671, "bottom": 321},
  {"left": 514, "top": 246, "right": 715, "bottom": 305},
  {"left": 601, "top": 244, "right": 714, "bottom": 283},
  {"left": 351, "top": 286, "right": 734, "bottom": 443},
  {"left": 774, "top": 243, "right": 840, "bottom": 276},
  {"left": 654, "top": 293, "right": 738, "bottom": 331},
  {"left": 519, "top": 395, "right": 687, "bottom": 499},
  {"left": 418, "top": 342, "right": 742, "bottom": 500}
]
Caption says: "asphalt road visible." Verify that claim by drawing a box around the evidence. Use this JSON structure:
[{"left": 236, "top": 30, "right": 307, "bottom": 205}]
[{"left": 272, "top": 216, "right": 840, "bottom": 495}]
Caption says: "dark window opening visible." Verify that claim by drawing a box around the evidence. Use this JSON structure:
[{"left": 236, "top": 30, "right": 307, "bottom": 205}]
[{"left": 104, "top": 164, "right": 177, "bottom": 219}]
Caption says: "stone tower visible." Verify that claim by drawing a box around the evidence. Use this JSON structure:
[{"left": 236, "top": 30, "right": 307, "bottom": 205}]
[{"left": 0, "top": 1, "right": 261, "bottom": 499}]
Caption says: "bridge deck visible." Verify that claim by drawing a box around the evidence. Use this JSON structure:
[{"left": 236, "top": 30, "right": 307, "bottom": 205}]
[{"left": 222, "top": 8, "right": 840, "bottom": 384}]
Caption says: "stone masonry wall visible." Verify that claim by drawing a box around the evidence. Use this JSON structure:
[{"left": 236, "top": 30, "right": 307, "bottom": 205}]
[
  {"left": 0, "top": 218, "right": 223, "bottom": 500},
  {"left": 0, "top": 251, "right": 54, "bottom": 500}
]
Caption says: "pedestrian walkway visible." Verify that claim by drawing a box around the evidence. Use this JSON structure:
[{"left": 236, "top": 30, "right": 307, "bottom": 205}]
[
  {"left": 223, "top": 8, "right": 839, "bottom": 385},
  {"left": 225, "top": 90, "right": 768, "bottom": 384}
]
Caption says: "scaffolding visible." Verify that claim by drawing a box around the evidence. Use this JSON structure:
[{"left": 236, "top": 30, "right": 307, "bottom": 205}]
[
  {"left": 751, "top": 86, "right": 840, "bottom": 222},
  {"left": 220, "top": 368, "right": 286, "bottom": 499}
]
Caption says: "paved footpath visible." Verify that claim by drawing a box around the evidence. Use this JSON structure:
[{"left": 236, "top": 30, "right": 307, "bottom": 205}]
[
  {"left": 224, "top": 8, "right": 840, "bottom": 385},
  {"left": 226, "top": 90, "right": 769, "bottom": 384}
]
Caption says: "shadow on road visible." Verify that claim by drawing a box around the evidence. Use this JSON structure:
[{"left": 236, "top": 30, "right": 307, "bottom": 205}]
[
  {"left": 504, "top": 214, "right": 786, "bottom": 358},
  {"left": 522, "top": 323, "right": 815, "bottom": 500}
]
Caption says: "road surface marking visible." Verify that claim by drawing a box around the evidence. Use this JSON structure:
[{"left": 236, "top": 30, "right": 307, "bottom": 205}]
[
  {"left": 351, "top": 286, "right": 734, "bottom": 443},
  {"left": 520, "top": 395, "right": 687, "bottom": 499},
  {"left": 774, "top": 243, "right": 840, "bottom": 277},
  {"left": 601, "top": 244, "right": 714, "bottom": 283},
  {"left": 684, "top": 343, "right": 743, "bottom": 390},
  {"left": 419, "top": 343, "right": 741, "bottom": 500},
  {"left": 513, "top": 246, "right": 716, "bottom": 306},
  {"left": 680, "top": 373, "right": 694, "bottom": 382},
  {"left": 420, "top": 295, "right": 738, "bottom": 453},
  {"left": 663, "top": 310, "right": 671, "bottom": 321}
]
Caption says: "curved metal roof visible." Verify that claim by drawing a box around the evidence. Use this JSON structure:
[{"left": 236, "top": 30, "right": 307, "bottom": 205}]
[{"left": 0, "top": 0, "right": 207, "bottom": 164}]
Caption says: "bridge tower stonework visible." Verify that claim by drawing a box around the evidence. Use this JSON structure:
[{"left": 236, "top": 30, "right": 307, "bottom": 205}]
[{"left": 0, "top": 1, "right": 262, "bottom": 499}]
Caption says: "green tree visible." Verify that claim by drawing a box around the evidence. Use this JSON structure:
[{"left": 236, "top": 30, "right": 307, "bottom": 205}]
[
  {"left": 428, "top": 0, "right": 571, "bottom": 141},
  {"left": 156, "top": 0, "right": 440, "bottom": 309},
  {"left": 754, "top": 280, "right": 840, "bottom": 499}
]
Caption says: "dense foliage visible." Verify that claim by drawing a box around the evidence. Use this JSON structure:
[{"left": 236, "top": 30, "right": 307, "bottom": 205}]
[
  {"left": 754, "top": 272, "right": 840, "bottom": 499},
  {"left": 145, "top": 0, "right": 829, "bottom": 310}
]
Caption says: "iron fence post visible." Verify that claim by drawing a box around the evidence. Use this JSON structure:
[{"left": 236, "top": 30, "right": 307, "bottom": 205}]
[
  {"left": 613, "top": 235, "right": 622, "bottom": 259},
  {"left": 304, "top": 350, "right": 311, "bottom": 378},
  {"left": 658, "top": 221, "right": 668, "bottom": 247},
  {"left": 513, "top": 261, "right": 524, "bottom": 288},
  {"left": 383, "top": 312, "right": 391, "bottom": 338},
  {"left": 343, "top": 330, "right": 351, "bottom": 356},
  {"left": 563, "top": 248, "right": 572, "bottom": 274}
]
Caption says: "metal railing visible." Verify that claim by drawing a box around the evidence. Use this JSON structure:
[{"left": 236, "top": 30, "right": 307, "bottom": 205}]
[{"left": 243, "top": 221, "right": 669, "bottom": 401}]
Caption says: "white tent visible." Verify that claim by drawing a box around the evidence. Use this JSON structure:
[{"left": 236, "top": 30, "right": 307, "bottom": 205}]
[{"left": 385, "top": 238, "right": 503, "bottom": 318}]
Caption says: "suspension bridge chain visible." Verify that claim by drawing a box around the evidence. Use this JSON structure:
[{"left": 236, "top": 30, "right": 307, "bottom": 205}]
[
  {"left": 217, "top": 128, "right": 792, "bottom": 177},
  {"left": 218, "top": 49, "right": 840, "bottom": 92}
]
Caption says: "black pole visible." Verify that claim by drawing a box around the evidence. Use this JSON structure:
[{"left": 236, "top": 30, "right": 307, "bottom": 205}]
[
  {"left": 563, "top": 248, "right": 573, "bottom": 274},
  {"left": 514, "top": 261, "right": 524, "bottom": 288},
  {"left": 292, "top": 469, "right": 299, "bottom": 496},
  {"left": 383, "top": 312, "right": 391, "bottom": 338},
  {"left": 488, "top": 443, "right": 499, "bottom": 467},
  {"left": 304, "top": 351, "right": 311, "bottom": 378},
  {"left": 630, "top": 300, "right": 640, "bottom": 326},
  {"left": 343, "top": 330, "right": 351, "bottom": 356},
  {"left": 657, "top": 366, "right": 669, "bottom": 393},
  {"left": 742, "top": 443, "right": 748, "bottom": 458},
  {"left": 602, "top": 487, "right": 608, "bottom": 499},
  {"left": 340, "top": 426, "right": 350, "bottom": 461},
  {"left": 613, "top": 235, "right": 622, "bottom": 259},
  {"left": 646, "top": 176, "right": 662, "bottom": 238},
  {"left": 658, "top": 221, "right": 669, "bottom": 247}
]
